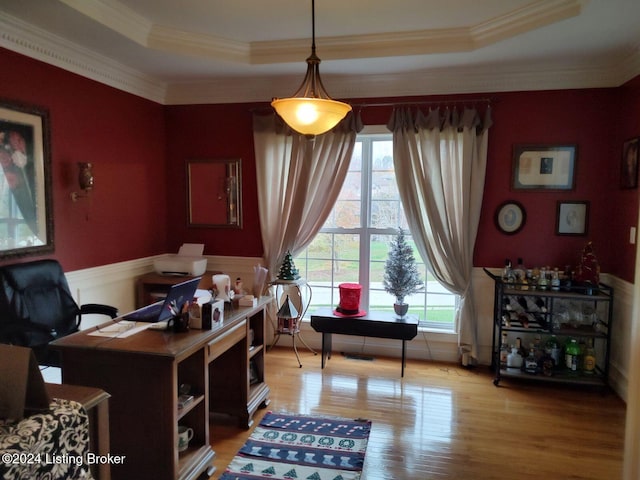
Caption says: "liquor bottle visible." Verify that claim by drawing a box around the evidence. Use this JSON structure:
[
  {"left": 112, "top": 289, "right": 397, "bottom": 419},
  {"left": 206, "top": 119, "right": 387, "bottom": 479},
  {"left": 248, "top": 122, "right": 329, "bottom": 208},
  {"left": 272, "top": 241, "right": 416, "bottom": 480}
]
[
  {"left": 502, "top": 259, "right": 513, "bottom": 283},
  {"left": 502, "top": 258, "right": 511, "bottom": 283},
  {"left": 565, "top": 338, "right": 581, "bottom": 372},
  {"left": 499, "top": 332, "right": 509, "bottom": 368},
  {"left": 524, "top": 348, "right": 538, "bottom": 374},
  {"left": 545, "top": 335, "right": 561, "bottom": 367},
  {"left": 513, "top": 258, "right": 525, "bottom": 288},
  {"left": 583, "top": 338, "right": 596, "bottom": 374},
  {"left": 537, "top": 268, "right": 548, "bottom": 290},
  {"left": 507, "top": 347, "right": 523, "bottom": 369},
  {"left": 515, "top": 337, "right": 527, "bottom": 358},
  {"left": 551, "top": 268, "right": 561, "bottom": 291}
]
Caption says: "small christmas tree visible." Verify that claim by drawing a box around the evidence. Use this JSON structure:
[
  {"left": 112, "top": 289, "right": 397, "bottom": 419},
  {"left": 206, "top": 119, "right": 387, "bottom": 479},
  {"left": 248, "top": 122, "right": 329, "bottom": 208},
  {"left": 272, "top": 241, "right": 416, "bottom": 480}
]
[
  {"left": 277, "top": 251, "right": 300, "bottom": 281},
  {"left": 383, "top": 229, "right": 423, "bottom": 305}
]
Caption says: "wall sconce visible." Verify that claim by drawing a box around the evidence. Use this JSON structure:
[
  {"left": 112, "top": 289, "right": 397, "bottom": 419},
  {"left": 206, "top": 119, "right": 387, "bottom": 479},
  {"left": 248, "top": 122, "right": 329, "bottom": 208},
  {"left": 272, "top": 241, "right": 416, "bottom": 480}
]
[{"left": 70, "top": 162, "right": 94, "bottom": 201}]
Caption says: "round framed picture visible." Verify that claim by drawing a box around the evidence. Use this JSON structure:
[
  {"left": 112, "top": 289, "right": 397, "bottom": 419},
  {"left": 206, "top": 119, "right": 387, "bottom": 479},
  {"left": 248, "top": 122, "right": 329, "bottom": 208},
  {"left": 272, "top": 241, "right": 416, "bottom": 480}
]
[{"left": 495, "top": 201, "right": 526, "bottom": 235}]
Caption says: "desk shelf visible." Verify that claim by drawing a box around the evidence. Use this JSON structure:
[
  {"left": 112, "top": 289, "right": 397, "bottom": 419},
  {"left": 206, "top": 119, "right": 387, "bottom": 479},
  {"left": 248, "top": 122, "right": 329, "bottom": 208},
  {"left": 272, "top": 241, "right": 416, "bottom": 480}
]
[{"left": 177, "top": 394, "right": 204, "bottom": 420}]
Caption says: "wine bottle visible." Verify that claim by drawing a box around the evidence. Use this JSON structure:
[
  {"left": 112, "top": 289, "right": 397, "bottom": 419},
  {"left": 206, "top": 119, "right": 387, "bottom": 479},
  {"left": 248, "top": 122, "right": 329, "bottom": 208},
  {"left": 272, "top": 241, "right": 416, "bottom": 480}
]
[
  {"left": 517, "top": 296, "right": 529, "bottom": 311},
  {"left": 534, "top": 298, "right": 548, "bottom": 313},
  {"left": 503, "top": 297, "right": 513, "bottom": 311}
]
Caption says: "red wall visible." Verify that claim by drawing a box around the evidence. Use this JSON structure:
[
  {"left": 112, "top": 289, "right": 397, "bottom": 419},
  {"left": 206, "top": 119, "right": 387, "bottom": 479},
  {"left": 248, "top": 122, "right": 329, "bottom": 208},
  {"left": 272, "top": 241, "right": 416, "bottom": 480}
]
[
  {"left": 164, "top": 104, "right": 262, "bottom": 257},
  {"left": 0, "top": 47, "right": 168, "bottom": 271},
  {"left": 2, "top": 46, "right": 639, "bottom": 282},
  {"left": 167, "top": 89, "right": 639, "bottom": 281}
]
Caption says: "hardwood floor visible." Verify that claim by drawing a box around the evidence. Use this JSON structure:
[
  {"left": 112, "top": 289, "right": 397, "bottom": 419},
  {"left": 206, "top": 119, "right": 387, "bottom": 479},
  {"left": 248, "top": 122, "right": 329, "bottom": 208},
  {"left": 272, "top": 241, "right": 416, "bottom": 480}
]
[{"left": 209, "top": 347, "right": 626, "bottom": 479}]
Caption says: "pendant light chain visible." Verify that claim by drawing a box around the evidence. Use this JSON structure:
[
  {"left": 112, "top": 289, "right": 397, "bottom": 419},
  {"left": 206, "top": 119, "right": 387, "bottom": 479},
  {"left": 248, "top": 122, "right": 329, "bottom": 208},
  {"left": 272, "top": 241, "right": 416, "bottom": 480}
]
[{"left": 270, "top": 0, "right": 352, "bottom": 136}]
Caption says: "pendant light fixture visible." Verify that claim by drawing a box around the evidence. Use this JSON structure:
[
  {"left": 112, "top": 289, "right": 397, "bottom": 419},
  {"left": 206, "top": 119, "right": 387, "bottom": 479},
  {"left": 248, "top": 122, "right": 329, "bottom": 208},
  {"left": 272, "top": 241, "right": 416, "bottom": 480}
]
[{"left": 271, "top": 0, "right": 351, "bottom": 137}]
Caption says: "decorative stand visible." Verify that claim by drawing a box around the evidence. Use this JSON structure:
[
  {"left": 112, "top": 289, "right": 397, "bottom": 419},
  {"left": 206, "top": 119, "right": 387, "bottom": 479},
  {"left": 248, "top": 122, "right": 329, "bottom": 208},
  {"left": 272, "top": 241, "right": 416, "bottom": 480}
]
[{"left": 270, "top": 278, "right": 317, "bottom": 367}]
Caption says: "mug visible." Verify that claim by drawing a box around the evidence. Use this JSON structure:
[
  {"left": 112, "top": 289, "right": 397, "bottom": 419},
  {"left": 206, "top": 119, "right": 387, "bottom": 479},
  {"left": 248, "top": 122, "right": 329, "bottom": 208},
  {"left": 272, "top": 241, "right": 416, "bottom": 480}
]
[
  {"left": 177, "top": 425, "right": 194, "bottom": 452},
  {"left": 168, "top": 313, "right": 189, "bottom": 333}
]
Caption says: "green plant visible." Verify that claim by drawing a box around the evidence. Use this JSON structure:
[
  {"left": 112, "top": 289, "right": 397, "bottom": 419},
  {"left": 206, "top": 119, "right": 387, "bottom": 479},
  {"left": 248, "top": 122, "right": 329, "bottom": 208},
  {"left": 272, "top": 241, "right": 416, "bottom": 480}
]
[{"left": 383, "top": 229, "right": 423, "bottom": 304}]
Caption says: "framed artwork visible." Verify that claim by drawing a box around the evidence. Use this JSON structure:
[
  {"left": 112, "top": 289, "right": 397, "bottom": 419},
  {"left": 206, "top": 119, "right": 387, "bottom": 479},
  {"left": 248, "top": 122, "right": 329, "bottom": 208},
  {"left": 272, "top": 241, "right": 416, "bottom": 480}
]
[
  {"left": 495, "top": 201, "right": 526, "bottom": 235},
  {"left": 0, "top": 99, "right": 54, "bottom": 258},
  {"left": 621, "top": 137, "right": 639, "bottom": 189},
  {"left": 512, "top": 144, "right": 576, "bottom": 190},
  {"left": 556, "top": 201, "right": 589, "bottom": 236}
]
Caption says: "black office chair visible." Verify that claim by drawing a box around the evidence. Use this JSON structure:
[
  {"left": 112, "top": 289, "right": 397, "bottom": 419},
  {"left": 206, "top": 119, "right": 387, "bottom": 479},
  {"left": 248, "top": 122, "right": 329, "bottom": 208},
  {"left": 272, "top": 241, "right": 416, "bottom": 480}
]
[{"left": 0, "top": 259, "right": 118, "bottom": 366}]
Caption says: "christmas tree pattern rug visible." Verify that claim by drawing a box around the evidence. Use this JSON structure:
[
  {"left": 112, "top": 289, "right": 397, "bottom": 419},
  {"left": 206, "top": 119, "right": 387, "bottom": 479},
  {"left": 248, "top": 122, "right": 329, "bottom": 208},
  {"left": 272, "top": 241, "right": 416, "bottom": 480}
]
[{"left": 219, "top": 412, "right": 371, "bottom": 480}]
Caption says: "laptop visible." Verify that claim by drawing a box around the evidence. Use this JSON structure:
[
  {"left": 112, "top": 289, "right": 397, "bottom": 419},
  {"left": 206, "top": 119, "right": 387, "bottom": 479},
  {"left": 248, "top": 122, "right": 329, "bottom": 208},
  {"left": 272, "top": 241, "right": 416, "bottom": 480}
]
[{"left": 123, "top": 277, "right": 201, "bottom": 323}]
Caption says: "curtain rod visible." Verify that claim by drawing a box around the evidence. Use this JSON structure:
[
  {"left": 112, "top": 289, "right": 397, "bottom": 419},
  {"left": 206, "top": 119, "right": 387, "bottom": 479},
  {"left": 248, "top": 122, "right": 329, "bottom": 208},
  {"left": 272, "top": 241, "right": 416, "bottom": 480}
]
[
  {"left": 250, "top": 97, "right": 493, "bottom": 114},
  {"left": 349, "top": 97, "right": 494, "bottom": 109}
]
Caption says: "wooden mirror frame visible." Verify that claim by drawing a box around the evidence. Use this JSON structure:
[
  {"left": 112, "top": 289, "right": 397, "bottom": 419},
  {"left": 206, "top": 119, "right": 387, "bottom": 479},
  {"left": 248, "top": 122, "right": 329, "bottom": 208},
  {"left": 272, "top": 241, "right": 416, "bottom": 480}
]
[{"left": 186, "top": 158, "right": 242, "bottom": 228}]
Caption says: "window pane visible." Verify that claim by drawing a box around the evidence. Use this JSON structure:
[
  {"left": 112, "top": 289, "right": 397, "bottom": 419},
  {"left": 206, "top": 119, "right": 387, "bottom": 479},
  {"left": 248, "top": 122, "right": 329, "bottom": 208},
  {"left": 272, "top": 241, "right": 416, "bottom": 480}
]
[
  {"left": 327, "top": 171, "right": 361, "bottom": 229},
  {"left": 297, "top": 133, "right": 458, "bottom": 333}
]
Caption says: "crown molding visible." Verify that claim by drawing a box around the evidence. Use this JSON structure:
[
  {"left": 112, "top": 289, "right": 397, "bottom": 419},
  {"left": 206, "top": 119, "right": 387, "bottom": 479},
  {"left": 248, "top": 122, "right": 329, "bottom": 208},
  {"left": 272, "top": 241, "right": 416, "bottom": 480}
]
[
  {"left": 59, "top": 0, "right": 152, "bottom": 46},
  {"left": 0, "top": 13, "right": 167, "bottom": 103},
  {"left": 252, "top": 0, "right": 585, "bottom": 64},
  {"left": 148, "top": 24, "right": 250, "bottom": 63},
  {"left": 2, "top": 5, "right": 640, "bottom": 106},
  {"left": 58, "top": 0, "right": 583, "bottom": 65}
]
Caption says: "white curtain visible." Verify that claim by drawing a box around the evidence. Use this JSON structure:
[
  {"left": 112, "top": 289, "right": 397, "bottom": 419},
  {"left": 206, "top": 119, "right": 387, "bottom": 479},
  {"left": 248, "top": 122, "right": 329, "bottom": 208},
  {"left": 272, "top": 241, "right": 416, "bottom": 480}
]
[
  {"left": 387, "top": 106, "right": 492, "bottom": 360},
  {"left": 253, "top": 111, "right": 362, "bottom": 282}
]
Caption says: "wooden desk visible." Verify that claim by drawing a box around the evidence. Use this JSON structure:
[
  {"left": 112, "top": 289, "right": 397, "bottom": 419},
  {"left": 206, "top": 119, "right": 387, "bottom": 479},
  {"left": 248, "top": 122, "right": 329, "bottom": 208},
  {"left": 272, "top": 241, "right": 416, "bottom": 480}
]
[
  {"left": 52, "top": 297, "right": 271, "bottom": 480},
  {"left": 310, "top": 308, "right": 419, "bottom": 377},
  {"left": 47, "top": 383, "right": 111, "bottom": 480}
]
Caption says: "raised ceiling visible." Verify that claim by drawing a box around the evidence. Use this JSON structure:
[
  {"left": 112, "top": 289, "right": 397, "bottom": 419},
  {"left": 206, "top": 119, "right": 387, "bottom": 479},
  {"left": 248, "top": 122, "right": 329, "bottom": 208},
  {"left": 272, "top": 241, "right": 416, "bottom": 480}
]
[{"left": 1, "top": 0, "right": 640, "bottom": 104}]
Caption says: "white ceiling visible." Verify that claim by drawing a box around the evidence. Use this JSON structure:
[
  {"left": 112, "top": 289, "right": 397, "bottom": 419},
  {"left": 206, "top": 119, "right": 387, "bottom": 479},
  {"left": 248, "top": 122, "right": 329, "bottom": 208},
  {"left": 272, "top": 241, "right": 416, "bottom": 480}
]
[{"left": 1, "top": 0, "right": 640, "bottom": 104}]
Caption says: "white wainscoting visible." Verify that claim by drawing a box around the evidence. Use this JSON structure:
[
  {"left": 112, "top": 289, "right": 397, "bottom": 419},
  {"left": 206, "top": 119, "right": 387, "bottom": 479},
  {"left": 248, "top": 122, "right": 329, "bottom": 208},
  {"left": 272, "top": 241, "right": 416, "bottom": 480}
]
[{"left": 65, "top": 258, "right": 631, "bottom": 401}]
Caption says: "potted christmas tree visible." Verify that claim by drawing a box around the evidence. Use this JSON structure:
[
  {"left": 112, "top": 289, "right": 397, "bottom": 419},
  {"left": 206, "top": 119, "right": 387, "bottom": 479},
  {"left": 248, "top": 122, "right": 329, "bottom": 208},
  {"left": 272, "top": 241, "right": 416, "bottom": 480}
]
[{"left": 383, "top": 229, "right": 423, "bottom": 317}]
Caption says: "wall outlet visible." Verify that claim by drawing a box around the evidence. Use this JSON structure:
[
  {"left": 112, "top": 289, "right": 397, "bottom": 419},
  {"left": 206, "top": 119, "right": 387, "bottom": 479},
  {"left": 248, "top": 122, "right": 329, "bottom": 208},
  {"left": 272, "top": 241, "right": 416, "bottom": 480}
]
[{"left": 631, "top": 226, "right": 637, "bottom": 244}]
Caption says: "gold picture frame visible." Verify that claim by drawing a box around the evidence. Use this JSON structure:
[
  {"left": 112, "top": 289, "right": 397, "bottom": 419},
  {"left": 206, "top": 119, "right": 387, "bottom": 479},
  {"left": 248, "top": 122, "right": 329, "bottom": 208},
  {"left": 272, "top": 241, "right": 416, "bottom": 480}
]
[{"left": 0, "top": 99, "right": 54, "bottom": 258}]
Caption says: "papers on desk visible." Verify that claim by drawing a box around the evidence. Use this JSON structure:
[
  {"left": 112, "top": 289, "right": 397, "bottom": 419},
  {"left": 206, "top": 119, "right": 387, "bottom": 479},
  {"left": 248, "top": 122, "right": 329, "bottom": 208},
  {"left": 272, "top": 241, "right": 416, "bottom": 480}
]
[{"left": 87, "top": 321, "right": 152, "bottom": 338}]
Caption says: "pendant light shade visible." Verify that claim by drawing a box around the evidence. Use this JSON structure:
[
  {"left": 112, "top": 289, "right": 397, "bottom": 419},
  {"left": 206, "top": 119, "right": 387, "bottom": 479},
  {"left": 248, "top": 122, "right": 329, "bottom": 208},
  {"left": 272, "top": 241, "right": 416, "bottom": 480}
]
[{"left": 271, "top": 0, "right": 351, "bottom": 137}]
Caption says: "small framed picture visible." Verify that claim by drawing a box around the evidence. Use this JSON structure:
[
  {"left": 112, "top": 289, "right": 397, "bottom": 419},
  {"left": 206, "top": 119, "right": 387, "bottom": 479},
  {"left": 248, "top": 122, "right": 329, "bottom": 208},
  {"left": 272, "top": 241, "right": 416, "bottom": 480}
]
[
  {"left": 556, "top": 201, "right": 589, "bottom": 236},
  {"left": 621, "top": 137, "right": 639, "bottom": 189},
  {"left": 512, "top": 144, "right": 576, "bottom": 190},
  {"left": 495, "top": 201, "right": 526, "bottom": 235}
]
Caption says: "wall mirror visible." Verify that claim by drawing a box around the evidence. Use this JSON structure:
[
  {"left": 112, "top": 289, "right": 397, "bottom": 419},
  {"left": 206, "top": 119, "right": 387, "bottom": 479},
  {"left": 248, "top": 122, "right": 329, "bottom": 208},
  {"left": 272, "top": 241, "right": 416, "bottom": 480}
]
[
  {"left": 0, "top": 99, "right": 54, "bottom": 258},
  {"left": 187, "top": 158, "right": 242, "bottom": 228}
]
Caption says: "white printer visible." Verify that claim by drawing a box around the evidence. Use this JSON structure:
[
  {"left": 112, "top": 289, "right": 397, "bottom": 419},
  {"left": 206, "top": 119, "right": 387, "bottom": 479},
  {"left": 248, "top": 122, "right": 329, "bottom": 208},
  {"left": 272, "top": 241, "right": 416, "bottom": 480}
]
[{"left": 153, "top": 243, "right": 207, "bottom": 276}]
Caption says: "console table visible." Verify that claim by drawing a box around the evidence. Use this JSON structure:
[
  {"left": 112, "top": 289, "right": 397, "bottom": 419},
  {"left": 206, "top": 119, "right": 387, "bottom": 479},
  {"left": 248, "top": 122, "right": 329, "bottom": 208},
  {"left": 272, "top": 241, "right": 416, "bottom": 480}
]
[
  {"left": 310, "top": 307, "right": 419, "bottom": 377},
  {"left": 52, "top": 297, "right": 271, "bottom": 480}
]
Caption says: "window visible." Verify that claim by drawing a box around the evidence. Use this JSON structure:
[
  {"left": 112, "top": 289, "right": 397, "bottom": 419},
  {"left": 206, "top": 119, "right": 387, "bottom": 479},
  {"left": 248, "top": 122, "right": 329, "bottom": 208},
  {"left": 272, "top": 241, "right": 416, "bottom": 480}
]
[{"left": 294, "top": 129, "right": 458, "bottom": 331}]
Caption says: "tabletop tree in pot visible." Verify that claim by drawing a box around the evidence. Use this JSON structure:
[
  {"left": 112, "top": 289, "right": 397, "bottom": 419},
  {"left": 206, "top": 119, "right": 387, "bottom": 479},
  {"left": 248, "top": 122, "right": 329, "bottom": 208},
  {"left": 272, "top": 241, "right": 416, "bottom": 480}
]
[{"left": 383, "top": 229, "right": 423, "bottom": 317}]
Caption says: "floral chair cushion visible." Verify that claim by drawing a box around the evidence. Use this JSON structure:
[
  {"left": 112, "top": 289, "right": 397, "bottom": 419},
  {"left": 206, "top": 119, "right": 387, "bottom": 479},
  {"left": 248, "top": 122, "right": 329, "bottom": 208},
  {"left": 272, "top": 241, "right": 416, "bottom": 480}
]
[{"left": 0, "top": 398, "right": 93, "bottom": 479}]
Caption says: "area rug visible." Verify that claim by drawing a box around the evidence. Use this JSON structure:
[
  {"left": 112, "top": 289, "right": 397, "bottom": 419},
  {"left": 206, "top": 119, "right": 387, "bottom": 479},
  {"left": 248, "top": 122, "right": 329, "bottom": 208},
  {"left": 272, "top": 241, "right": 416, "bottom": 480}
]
[{"left": 219, "top": 411, "right": 371, "bottom": 480}]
